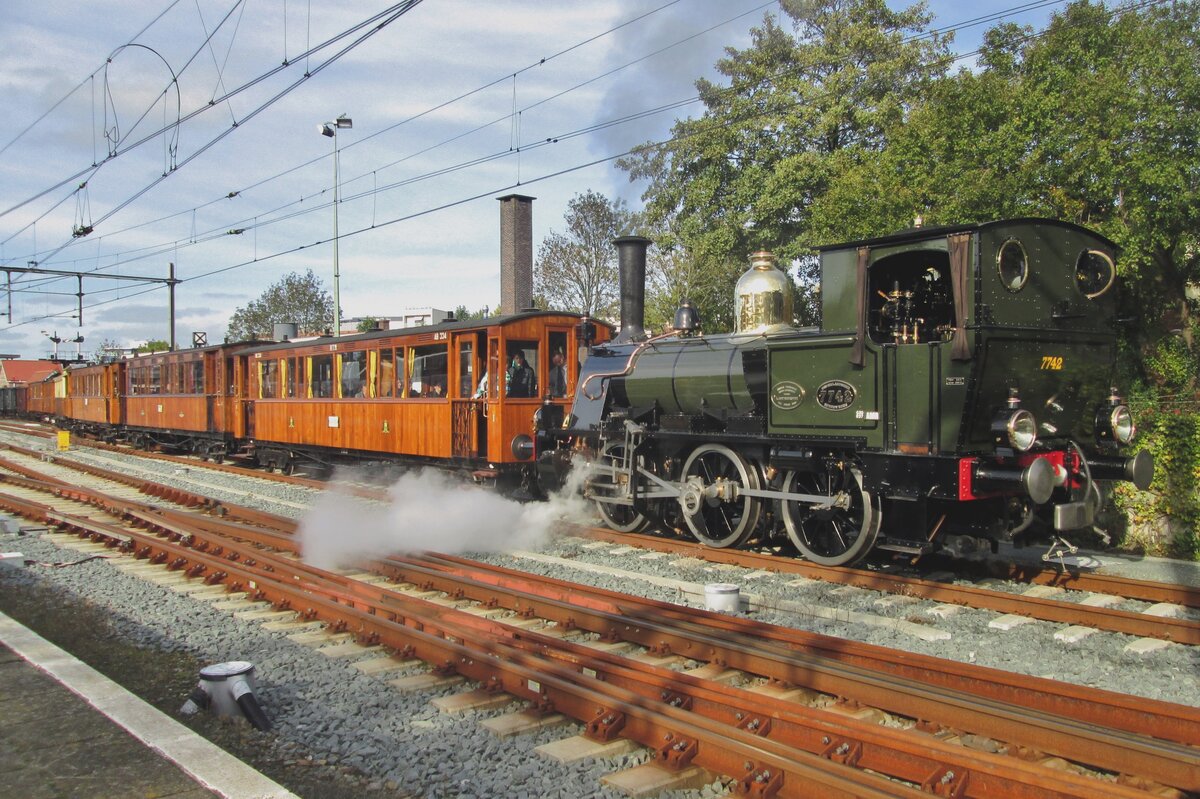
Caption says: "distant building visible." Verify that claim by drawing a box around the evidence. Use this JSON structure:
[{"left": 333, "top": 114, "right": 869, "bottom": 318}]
[
  {"left": 0, "top": 359, "right": 60, "bottom": 387},
  {"left": 342, "top": 308, "right": 451, "bottom": 334}
]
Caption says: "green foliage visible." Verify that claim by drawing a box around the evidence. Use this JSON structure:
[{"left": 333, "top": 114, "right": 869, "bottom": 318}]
[
  {"left": 620, "top": 0, "right": 952, "bottom": 331},
  {"left": 226, "top": 269, "right": 334, "bottom": 342},
  {"left": 452, "top": 304, "right": 492, "bottom": 322},
  {"left": 843, "top": 1, "right": 1200, "bottom": 372},
  {"left": 535, "top": 190, "right": 636, "bottom": 319},
  {"left": 355, "top": 317, "right": 379, "bottom": 333},
  {"left": 134, "top": 339, "right": 169, "bottom": 354},
  {"left": 1111, "top": 410, "right": 1200, "bottom": 559}
]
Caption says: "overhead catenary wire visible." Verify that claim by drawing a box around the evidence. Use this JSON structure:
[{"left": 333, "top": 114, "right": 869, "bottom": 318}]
[
  {"left": 0, "top": 0, "right": 1095, "bottom": 318},
  {"left": 11, "top": 0, "right": 1078, "bottom": 284},
  {"left": 3, "top": 0, "right": 1172, "bottom": 333}
]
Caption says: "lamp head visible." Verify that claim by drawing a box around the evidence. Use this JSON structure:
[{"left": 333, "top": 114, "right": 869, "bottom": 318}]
[
  {"left": 336, "top": 115, "right": 353, "bottom": 129},
  {"left": 319, "top": 123, "right": 335, "bottom": 137}
]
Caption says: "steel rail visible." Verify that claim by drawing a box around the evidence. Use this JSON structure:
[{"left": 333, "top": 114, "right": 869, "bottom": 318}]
[
  {"left": 4, "top": 422, "right": 1194, "bottom": 611},
  {"left": 353, "top": 553, "right": 1199, "bottom": 792},
  {"left": 0, "top": 488, "right": 1174, "bottom": 799},
  {"left": 1, "top": 456, "right": 1195, "bottom": 785},
  {"left": 6, "top": 428, "right": 1195, "bottom": 614},
  {"left": 412, "top": 551, "right": 1200, "bottom": 743},
  {"left": 570, "top": 527, "right": 1200, "bottom": 644},
  {"left": 0, "top": 489, "right": 946, "bottom": 798}
]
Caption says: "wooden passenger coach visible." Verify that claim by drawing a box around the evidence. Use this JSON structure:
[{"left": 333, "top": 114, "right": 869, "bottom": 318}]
[
  {"left": 62, "top": 363, "right": 120, "bottom": 435},
  {"left": 242, "top": 311, "right": 608, "bottom": 479},
  {"left": 28, "top": 372, "right": 64, "bottom": 419},
  {"left": 120, "top": 343, "right": 248, "bottom": 458}
]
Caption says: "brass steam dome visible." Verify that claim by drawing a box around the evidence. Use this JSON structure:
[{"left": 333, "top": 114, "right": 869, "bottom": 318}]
[{"left": 735, "top": 251, "right": 793, "bottom": 333}]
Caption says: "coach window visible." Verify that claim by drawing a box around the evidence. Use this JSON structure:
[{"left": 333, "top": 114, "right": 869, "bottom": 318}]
[
  {"left": 260, "top": 360, "right": 279, "bottom": 398},
  {"left": 378, "top": 348, "right": 395, "bottom": 397},
  {"left": 410, "top": 344, "right": 447, "bottom": 398},
  {"left": 458, "top": 340, "right": 474, "bottom": 398},
  {"left": 341, "top": 350, "right": 368, "bottom": 397},
  {"left": 193, "top": 361, "right": 205, "bottom": 394},
  {"left": 285, "top": 357, "right": 298, "bottom": 398},
  {"left": 505, "top": 340, "right": 539, "bottom": 398},
  {"left": 310, "top": 354, "right": 334, "bottom": 398},
  {"left": 149, "top": 364, "right": 161, "bottom": 394}
]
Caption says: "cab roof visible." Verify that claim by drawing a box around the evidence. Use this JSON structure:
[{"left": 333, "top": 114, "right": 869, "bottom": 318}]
[{"left": 816, "top": 217, "right": 1120, "bottom": 253}]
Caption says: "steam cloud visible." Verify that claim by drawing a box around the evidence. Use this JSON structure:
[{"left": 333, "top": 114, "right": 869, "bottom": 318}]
[{"left": 299, "top": 463, "right": 594, "bottom": 570}]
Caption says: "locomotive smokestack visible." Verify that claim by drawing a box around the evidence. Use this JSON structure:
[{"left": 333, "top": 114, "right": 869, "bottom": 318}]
[
  {"left": 613, "top": 235, "right": 650, "bottom": 344},
  {"left": 498, "top": 194, "right": 535, "bottom": 313}
]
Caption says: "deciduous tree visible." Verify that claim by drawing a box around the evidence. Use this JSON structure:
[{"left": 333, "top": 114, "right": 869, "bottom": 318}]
[
  {"left": 535, "top": 190, "right": 635, "bottom": 319},
  {"left": 619, "top": 0, "right": 952, "bottom": 330},
  {"left": 226, "top": 269, "right": 334, "bottom": 341}
]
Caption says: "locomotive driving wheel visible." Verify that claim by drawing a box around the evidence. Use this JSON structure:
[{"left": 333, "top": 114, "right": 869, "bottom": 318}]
[
  {"left": 590, "top": 442, "right": 651, "bottom": 533},
  {"left": 679, "top": 444, "right": 762, "bottom": 548},
  {"left": 781, "top": 464, "right": 880, "bottom": 566}
]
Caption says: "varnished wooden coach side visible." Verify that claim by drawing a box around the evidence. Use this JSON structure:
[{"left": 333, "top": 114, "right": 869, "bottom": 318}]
[
  {"left": 64, "top": 363, "right": 118, "bottom": 427},
  {"left": 241, "top": 311, "right": 609, "bottom": 469},
  {"left": 28, "top": 372, "right": 63, "bottom": 418},
  {"left": 121, "top": 344, "right": 247, "bottom": 447}
]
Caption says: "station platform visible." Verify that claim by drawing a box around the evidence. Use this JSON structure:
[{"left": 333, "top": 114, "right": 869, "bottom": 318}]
[{"left": 0, "top": 611, "right": 297, "bottom": 799}]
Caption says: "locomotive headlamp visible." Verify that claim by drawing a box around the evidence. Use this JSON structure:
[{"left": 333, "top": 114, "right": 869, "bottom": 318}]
[
  {"left": 993, "top": 408, "right": 1037, "bottom": 452},
  {"left": 1110, "top": 404, "right": 1135, "bottom": 444}
]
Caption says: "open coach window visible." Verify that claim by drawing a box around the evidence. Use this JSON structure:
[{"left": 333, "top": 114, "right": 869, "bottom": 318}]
[
  {"left": 410, "top": 344, "right": 447, "bottom": 398},
  {"left": 310, "top": 354, "right": 334, "bottom": 398},
  {"left": 341, "top": 351, "right": 368, "bottom": 397},
  {"left": 505, "top": 340, "right": 539, "bottom": 398}
]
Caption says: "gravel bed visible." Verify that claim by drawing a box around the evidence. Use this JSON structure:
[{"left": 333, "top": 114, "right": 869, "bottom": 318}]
[
  {"left": 0, "top": 525, "right": 733, "bottom": 799},
  {"left": 471, "top": 537, "right": 1198, "bottom": 706},
  {"left": 0, "top": 428, "right": 1196, "bottom": 799}
]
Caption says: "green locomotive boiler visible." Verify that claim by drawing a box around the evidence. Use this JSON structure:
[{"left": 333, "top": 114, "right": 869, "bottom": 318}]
[{"left": 539, "top": 220, "right": 1153, "bottom": 566}]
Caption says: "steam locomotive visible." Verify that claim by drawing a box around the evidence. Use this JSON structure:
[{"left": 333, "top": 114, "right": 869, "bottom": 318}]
[
  {"left": 538, "top": 220, "right": 1153, "bottom": 566},
  {"left": 5, "top": 217, "right": 1152, "bottom": 567}
]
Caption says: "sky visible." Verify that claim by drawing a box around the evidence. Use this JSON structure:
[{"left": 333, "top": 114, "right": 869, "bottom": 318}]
[{"left": 0, "top": 0, "right": 1061, "bottom": 360}]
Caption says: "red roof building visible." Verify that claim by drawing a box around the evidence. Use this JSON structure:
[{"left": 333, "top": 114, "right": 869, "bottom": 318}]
[{"left": 0, "top": 360, "right": 60, "bottom": 387}]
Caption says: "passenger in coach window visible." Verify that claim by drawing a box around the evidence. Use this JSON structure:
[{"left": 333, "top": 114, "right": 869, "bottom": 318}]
[
  {"left": 549, "top": 349, "right": 567, "bottom": 398},
  {"left": 506, "top": 351, "right": 535, "bottom": 398}
]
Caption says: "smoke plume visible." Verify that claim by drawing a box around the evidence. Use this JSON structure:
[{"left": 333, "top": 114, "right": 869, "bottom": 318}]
[{"left": 299, "top": 463, "right": 594, "bottom": 570}]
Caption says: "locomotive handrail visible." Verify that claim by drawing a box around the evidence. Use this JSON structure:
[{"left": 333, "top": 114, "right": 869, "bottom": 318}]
[
  {"left": 580, "top": 329, "right": 680, "bottom": 400},
  {"left": 581, "top": 329, "right": 773, "bottom": 400}
]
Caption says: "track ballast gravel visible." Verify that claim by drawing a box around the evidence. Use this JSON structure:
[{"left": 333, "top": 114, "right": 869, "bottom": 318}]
[{"left": 0, "top": 431, "right": 1196, "bottom": 798}]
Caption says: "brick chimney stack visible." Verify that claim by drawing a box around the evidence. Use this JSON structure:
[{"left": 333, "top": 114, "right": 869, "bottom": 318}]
[{"left": 498, "top": 194, "right": 535, "bottom": 313}]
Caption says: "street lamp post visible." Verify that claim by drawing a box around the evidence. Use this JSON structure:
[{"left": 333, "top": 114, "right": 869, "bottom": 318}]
[{"left": 318, "top": 114, "right": 353, "bottom": 337}]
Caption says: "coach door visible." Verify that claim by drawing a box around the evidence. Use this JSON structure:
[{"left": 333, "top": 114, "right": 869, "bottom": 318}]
[{"left": 450, "top": 333, "right": 486, "bottom": 460}]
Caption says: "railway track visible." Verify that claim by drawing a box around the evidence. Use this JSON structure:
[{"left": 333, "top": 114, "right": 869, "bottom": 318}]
[
  {"left": 0, "top": 452, "right": 1195, "bottom": 797},
  {"left": 4, "top": 429, "right": 1195, "bottom": 647},
  {"left": 4, "top": 423, "right": 1196, "bottom": 650}
]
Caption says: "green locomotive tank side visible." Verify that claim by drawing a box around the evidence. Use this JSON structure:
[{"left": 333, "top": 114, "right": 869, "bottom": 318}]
[{"left": 617, "top": 333, "right": 766, "bottom": 415}]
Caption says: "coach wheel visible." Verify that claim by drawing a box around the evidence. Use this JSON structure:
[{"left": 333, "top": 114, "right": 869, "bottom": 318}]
[
  {"left": 680, "top": 444, "right": 762, "bottom": 548},
  {"left": 781, "top": 465, "right": 879, "bottom": 566},
  {"left": 591, "top": 442, "right": 650, "bottom": 533}
]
